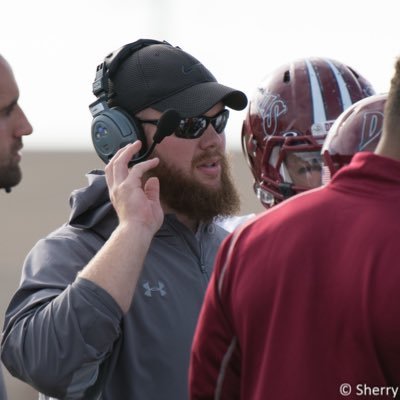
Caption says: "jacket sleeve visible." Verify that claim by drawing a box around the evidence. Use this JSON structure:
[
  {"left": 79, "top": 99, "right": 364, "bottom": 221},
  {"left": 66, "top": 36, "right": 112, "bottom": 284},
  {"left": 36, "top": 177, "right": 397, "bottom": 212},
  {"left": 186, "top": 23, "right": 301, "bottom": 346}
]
[
  {"left": 189, "top": 233, "right": 241, "bottom": 400},
  {"left": 1, "top": 234, "right": 123, "bottom": 399}
]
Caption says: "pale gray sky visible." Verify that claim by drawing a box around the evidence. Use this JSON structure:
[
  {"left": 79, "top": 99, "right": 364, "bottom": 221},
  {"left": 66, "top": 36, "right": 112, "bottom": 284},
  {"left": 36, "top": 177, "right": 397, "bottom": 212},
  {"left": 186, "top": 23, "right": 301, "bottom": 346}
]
[{"left": 2, "top": 0, "right": 400, "bottom": 151}]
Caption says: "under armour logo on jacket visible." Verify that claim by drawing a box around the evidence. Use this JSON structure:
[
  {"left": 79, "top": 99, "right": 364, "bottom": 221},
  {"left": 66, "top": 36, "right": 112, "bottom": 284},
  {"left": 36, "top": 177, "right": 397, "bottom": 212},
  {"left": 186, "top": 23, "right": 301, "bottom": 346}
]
[{"left": 143, "top": 281, "right": 167, "bottom": 297}]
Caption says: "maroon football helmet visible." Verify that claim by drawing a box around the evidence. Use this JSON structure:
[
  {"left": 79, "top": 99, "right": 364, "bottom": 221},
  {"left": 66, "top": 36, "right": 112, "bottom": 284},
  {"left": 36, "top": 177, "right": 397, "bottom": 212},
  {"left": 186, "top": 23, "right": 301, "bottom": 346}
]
[
  {"left": 242, "top": 57, "right": 375, "bottom": 208},
  {"left": 322, "top": 93, "right": 386, "bottom": 180}
]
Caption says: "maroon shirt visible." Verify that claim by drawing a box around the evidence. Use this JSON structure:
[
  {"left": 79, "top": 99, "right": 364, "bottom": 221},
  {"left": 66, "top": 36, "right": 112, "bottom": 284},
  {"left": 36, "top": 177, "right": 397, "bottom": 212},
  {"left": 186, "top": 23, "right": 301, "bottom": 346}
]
[{"left": 190, "top": 152, "right": 400, "bottom": 400}]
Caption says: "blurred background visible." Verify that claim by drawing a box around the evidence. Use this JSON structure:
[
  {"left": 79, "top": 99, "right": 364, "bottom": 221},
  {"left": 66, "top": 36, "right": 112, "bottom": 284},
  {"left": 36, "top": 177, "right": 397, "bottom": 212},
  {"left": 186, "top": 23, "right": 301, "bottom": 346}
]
[{"left": 1, "top": 0, "right": 400, "bottom": 398}]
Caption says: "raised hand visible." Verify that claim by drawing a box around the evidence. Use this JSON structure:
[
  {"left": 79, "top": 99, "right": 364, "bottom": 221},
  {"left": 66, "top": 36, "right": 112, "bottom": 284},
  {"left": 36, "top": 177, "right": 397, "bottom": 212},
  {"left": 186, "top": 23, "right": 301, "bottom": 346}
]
[{"left": 105, "top": 141, "right": 164, "bottom": 236}]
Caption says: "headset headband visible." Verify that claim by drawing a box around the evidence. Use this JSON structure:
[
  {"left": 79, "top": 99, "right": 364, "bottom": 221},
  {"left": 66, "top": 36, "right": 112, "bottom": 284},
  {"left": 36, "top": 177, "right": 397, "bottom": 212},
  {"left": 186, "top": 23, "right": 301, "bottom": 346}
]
[{"left": 92, "top": 39, "right": 172, "bottom": 100}]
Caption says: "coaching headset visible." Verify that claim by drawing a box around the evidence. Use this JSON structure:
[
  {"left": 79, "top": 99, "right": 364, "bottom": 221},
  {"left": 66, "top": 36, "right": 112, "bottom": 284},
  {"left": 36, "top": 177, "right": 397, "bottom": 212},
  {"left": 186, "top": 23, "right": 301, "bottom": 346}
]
[{"left": 89, "top": 39, "right": 181, "bottom": 165}]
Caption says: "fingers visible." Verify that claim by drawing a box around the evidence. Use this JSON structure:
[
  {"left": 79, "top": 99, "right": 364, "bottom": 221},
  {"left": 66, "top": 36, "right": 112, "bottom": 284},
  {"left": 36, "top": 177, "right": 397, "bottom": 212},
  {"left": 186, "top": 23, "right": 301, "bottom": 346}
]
[
  {"left": 144, "top": 176, "right": 160, "bottom": 202},
  {"left": 104, "top": 142, "right": 162, "bottom": 231},
  {"left": 105, "top": 141, "right": 160, "bottom": 189},
  {"left": 107, "top": 141, "right": 143, "bottom": 187},
  {"left": 105, "top": 141, "right": 141, "bottom": 188}
]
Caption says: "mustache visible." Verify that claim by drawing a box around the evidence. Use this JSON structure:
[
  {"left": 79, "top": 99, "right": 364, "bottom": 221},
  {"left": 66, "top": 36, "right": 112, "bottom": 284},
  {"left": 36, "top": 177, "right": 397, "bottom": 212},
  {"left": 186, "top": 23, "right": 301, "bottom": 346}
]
[
  {"left": 192, "top": 150, "right": 225, "bottom": 165},
  {"left": 12, "top": 139, "right": 23, "bottom": 153}
]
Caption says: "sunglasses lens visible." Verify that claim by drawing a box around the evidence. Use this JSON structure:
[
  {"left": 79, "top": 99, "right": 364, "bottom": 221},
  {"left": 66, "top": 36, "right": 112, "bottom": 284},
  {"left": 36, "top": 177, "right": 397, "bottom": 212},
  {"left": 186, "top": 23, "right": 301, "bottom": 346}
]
[
  {"left": 175, "top": 109, "right": 230, "bottom": 139},
  {"left": 176, "top": 118, "right": 207, "bottom": 138},
  {"left": 212, "top": 110, "right": 229, "bottom": 133}
]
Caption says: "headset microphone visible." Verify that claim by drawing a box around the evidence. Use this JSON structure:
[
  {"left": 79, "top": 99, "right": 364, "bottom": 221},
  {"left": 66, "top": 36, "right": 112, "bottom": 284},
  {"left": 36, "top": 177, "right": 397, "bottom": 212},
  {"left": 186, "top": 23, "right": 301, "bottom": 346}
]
[{"left": 128, "top": 109, "right": 181, "bottom": 167}]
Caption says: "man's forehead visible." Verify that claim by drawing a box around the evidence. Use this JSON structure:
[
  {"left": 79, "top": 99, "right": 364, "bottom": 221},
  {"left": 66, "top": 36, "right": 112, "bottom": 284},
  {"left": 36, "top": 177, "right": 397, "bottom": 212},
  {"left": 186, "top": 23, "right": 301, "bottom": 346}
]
[{"left": 135, "top": 107, "right": 162, "bottom": 119}]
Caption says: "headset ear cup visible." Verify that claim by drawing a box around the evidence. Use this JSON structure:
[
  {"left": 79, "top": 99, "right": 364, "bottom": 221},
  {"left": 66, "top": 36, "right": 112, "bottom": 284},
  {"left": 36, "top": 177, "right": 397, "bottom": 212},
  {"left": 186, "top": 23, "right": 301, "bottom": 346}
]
[
  {"left": 91, "top": 107, "right": 147, "bottom": 164},
  {"left": 115, "top": 107, "right": 148, "bottom": 153}
]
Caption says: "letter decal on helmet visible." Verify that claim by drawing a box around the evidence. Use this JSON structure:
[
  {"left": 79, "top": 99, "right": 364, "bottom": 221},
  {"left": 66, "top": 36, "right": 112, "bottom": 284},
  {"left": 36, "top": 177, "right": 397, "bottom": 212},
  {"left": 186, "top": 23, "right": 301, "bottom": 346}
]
[
  {"left": 257, "top": 93, "right": 287, "bottom": 137},
  {"left": 359, "top": 111, "right": 384, "bottom": 151}
]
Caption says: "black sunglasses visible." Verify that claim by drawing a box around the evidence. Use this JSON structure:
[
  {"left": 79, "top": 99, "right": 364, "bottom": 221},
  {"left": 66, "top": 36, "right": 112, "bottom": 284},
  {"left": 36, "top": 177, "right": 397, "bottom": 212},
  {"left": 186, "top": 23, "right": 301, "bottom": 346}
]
[{"left": 138, "top": 109, "right": 230, "bottom": 139}]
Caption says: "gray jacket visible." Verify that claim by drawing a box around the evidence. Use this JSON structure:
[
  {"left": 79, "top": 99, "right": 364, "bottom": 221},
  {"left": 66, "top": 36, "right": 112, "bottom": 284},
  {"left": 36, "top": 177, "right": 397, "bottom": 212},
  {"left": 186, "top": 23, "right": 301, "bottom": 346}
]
[{"left": 1, "top": 171, "right": 228, "bottom": 399}]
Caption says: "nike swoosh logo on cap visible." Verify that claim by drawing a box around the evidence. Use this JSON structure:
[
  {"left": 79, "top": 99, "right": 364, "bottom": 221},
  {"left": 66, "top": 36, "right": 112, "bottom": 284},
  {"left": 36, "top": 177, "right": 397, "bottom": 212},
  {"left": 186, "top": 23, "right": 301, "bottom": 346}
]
[{"left": 181, "top": 63, "right": 202, "bottom": 74}]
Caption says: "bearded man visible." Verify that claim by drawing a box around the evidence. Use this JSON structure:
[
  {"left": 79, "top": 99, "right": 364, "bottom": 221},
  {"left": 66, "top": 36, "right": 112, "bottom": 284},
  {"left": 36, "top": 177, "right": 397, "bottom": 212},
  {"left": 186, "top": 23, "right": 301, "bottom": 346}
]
[{"left": 1, "top": 39, "right": 247, "bottom": 400}]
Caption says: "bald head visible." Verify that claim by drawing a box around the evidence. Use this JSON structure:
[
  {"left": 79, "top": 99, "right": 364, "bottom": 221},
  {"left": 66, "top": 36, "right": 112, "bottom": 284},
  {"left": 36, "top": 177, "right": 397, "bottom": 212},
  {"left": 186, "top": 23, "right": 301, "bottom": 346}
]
[{"left": 0, "top": 55, "right": 14, "bottom": 81}]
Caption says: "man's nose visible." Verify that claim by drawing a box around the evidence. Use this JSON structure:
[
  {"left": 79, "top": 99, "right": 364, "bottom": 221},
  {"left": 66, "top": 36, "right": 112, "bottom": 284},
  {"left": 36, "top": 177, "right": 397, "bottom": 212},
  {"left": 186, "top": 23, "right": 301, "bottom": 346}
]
[{"left": 14, "top": 106, "right": 33, "bottom": 138}]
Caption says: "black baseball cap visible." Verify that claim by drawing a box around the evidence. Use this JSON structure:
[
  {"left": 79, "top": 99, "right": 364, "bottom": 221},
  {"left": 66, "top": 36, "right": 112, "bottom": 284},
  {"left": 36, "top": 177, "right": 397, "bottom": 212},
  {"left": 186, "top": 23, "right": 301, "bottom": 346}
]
[{"left": 108, "top": 42, "right": 248, "bottom": 118}]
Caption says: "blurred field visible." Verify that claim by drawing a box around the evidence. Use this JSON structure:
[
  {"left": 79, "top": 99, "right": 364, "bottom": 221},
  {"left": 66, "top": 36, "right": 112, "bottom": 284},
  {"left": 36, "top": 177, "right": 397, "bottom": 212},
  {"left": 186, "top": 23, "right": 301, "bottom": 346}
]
[{"left": 0, "top": 150, "right": 263, "bottom": 399}]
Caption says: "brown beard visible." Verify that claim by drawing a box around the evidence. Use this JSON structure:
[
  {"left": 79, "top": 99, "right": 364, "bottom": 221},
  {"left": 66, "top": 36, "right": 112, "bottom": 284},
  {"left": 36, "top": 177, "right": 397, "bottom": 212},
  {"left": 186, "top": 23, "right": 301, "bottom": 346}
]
[{"left": 147, "top": 150, "right": 240, "bottom": 222}]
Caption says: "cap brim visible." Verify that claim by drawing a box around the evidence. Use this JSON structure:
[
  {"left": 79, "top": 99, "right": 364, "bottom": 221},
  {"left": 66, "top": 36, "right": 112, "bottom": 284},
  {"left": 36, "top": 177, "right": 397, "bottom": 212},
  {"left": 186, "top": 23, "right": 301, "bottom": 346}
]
[{"left": 151, "top": 81, "right": 248, "bottom": 118}]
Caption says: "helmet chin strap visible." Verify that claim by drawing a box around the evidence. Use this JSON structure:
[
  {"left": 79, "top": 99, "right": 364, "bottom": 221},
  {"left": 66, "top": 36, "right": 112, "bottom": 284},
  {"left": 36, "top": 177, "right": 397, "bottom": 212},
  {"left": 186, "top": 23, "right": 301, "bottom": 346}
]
[{"left": 278, "top": 182, "right": 295, "bottom": 199}]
